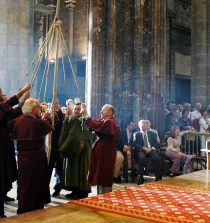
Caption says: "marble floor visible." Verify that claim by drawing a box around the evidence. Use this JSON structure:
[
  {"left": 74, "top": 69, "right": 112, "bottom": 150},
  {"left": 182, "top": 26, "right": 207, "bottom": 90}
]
[
  {"left": 2, "top": 170, "right": 210, "bottom": 222},
  {"left": 4, "top": 171, "right": 157, "bottom": 218}
]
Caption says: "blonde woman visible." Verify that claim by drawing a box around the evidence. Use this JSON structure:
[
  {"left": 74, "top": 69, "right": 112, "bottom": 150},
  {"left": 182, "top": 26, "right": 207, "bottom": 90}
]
[{"left": 165, "top": 126, "right": 193, "bottom": 177}]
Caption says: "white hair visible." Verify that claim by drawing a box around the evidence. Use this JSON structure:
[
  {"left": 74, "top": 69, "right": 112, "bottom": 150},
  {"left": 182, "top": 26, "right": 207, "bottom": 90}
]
[
  {"left": 138, "top": 119, "right": 146, "bottom": 130},
  {"left": 66, "top": 99, "right": 74, "bottom": 107},
  {"left": 22, "top": 98, "right": 39, "bottom": 114}
]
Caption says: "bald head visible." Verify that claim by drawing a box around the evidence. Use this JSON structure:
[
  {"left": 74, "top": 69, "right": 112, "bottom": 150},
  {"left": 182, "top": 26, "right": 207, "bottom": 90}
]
[{"left": 101, "top": 104, "right": 115, "bottom": 118}]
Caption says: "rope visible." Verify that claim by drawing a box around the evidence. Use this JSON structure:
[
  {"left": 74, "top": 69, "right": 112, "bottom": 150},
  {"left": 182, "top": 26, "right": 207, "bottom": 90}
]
[
  {"left": 30, "top": 22, "right": 56, "bottom": 88},
  {"left": 30, "top": 48, "right": 45, "bottom": 87},
  {"left": 48, "top": 19, "right": 62, "bottom": 163},
  {"left": 55, "top": 0, "right": 61, "bottom": 20},
  {"left": 60, "top": 39, "right": 70, "bottom": 100},
  {"left": 19, "top": 21, "right": 55, "bottom": 90},
  {"left": 43, "top": 59, "right": 50, "bottom": 102},
  {"left": 38, "top": 57, "right": 48, "bottom": 100},
  {"left": 43, "top": 22, "right": 57, "bottom": 101},
  {"left": 61, "top": 30, "right": 81, "bottom": 100},
  {"left": 52, "top": 22, "right": 61, "bottom": 128}
]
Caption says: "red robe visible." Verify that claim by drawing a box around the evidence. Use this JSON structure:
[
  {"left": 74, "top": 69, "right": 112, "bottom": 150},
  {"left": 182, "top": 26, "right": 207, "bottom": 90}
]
[
  {"left": 85, "top": 117, "right": 118, "bottom": 187},
  {"left": 0, "top": 101, "right": 21, "bottom": 217},
  {"left": 0, "top": 103, "right": 12, "bottom": 203},
  {"left": 9, "top": 114, "right": 52, "bottom": 214}
]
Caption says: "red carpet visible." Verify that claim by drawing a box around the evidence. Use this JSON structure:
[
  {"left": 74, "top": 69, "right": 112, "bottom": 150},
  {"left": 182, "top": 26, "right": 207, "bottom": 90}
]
[{"left": 72, "top": 183, "right": 210, "bottom": 222}]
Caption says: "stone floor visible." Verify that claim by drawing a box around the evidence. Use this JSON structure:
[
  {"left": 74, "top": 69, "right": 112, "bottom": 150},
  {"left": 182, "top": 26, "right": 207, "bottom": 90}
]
[
  {"left": 4, "top": 172, "right": 157, "bottom": 218},
  {"left": 2, "top": 170, "right": 209, "bottom": 223}
]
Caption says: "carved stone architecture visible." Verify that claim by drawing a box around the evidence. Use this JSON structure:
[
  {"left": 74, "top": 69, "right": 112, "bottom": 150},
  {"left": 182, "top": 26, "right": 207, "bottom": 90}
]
[{"left": 0, "top": 0, "right": 209, "bottom": 138}]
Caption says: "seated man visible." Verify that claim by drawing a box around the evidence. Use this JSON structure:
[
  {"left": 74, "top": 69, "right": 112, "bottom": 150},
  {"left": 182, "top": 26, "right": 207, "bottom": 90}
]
[
  {"left": 120, "top": 121, "right": 135, "bottom": 182},
  {"left": 132, "top": 119, "right": 162, "bottom": 184}
]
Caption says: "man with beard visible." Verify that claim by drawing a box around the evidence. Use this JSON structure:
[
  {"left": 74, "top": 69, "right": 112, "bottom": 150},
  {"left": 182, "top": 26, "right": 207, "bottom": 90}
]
[{"left": 9, "top": 98, "right": 52, "bottom": 214}]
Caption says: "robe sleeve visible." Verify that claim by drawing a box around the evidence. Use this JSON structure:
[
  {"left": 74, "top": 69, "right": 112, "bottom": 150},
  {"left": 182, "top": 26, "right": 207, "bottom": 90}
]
[
  {"left": 0, "top": 102, "right": 12, "bottom": 120},
  {"left": 85, "top": 118, "right": 117, "bottom": 137},
  {"left": 6, "top": 95, "right": 19, "bottom": 107}
]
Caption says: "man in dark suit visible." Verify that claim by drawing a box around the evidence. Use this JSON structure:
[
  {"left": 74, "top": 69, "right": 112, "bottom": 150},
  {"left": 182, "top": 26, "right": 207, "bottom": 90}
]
[
  {"left": 132, "top": 119, "right": 162, "bottom": 185},
  {"left": 120, "top": 121, "right": 135, "bottom": 182}
]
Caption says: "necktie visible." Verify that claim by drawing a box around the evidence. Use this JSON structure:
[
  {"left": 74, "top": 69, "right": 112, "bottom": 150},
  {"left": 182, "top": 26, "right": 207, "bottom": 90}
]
[{"left": 143, "top": 133, "right": 148, "bottom": 147}]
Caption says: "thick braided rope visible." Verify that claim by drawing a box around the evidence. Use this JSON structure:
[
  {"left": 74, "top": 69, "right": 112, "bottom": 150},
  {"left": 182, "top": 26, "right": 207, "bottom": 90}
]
[
  {"left": 48, "top": 0, "right": 61, "bottom": 163},
  {"left": 55, "top": 0, "right": 61, "bottom": 20},
  {"left": 48, "top": 22, "right": 62, "bottom": 163}
]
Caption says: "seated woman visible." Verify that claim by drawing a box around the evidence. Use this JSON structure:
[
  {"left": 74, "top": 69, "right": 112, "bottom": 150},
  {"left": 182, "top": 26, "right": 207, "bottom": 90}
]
[{"left": 165, "top": 126, "right": 194, "bottom": 177}]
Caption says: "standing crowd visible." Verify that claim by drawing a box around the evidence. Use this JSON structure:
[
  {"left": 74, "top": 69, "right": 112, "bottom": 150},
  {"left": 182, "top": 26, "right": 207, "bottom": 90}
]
[{"left": 1, "top": 87, "right": 210, "bottom": 218}]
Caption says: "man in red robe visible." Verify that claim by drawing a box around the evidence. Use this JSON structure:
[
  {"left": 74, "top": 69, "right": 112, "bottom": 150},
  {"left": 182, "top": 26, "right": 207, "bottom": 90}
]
[
  {"left": 0, "top": 85, "right": 31, "bottom": 218},
  {"left": 82, "top": 104, "right": 119, "bottom": 194},
  {"left": 0, "top": 102, "right": 16, "bottom": 218},
  {"left": 9, "top": 98, "right": 52, "bottom": 214},
  {"left": 0, "top": 84, "right": 31, "bottom": 203}
]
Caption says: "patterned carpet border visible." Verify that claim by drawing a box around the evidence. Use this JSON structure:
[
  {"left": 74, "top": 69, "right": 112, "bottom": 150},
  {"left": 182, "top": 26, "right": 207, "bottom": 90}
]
[{"left": 71, "top": 183, "right": 210, "bottom": 223}]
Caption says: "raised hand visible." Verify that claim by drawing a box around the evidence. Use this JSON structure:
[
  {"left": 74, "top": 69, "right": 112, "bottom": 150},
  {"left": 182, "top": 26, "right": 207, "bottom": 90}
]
[
  {"left": 80, "top": 103, "right": 88, "bottom": 116},
  {"left": 21, "top": 91, "right": 30, "bottom": 103},
  {"left": 16, "top": 83, "right": 32, "bottom": 99},
  {"left": 23, "top": 83, "right": 32, "bottom": 92}
]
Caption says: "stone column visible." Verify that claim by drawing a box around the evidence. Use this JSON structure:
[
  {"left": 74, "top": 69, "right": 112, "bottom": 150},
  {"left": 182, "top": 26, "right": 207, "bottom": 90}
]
[
  {"left": 150, "top": 0, "right": 167, "bottom": 138},
  {"left": 191, "top": 0, "right": 209, "bottom": 105},
  {"left": 87, "top": 0, "right": 106, "bottom": 117},
  {"left": 139, "top": 0, "right": 154, "bottom": 120},
  {"left": 116, "top": 0, "right": 135, "bottom": 127},
  {"left": 133, "top": 0, "right": 144, "bottom": 124},
  {"left": 87, "top": 0, "right": 135, "bottom": 123},
  {"left": 0, "top": 0, "right": 34, "bottom": 96}
]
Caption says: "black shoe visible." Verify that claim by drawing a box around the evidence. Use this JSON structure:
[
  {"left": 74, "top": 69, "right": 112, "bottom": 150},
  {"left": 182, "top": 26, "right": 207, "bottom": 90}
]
[
  {"left": 113, "top": 176, "right": 122, "bottom": 184},
  {"left": 78, "top": 192, "right": 88, "bottom": 199},
  {"left": 52, "top": 190, "right": 60, "bottom": 197},
  {"left": 137, "top": 176, "right": 144, "bottom": 185},
  {"left": 155, "top": 175, "right": 162, "bottom": 182},
  {"left": 66, "top": 192, "right": 78, "bottom": 199},
  {"left": 4, "top": 196, "right": 15, "bottom": 202},
  {"left": 0, "top": 214, "right": 6, "bottom": 218},
  {"left": 124, "top": 178, "right": 128, "bottom": 183}
]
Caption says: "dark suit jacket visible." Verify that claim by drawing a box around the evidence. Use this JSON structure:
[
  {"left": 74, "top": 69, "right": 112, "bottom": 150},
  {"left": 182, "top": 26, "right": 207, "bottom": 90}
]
[
  {"left": 132, "top": 130, "right": 159, "bottom": 152},
  {"left": 119, "top": 129, "right": 135, "bottom": 148}
]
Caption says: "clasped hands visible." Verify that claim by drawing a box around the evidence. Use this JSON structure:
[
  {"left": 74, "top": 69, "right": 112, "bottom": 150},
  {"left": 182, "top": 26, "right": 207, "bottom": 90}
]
[
  {"left": 123, "top": 145, "right": 131, "bottom": 155},
  {"left": 80, "top": 103, "right": 88, "bottom": 116},
  {"left": 143, "top": 146, "right": 152, "bottom": 153}
]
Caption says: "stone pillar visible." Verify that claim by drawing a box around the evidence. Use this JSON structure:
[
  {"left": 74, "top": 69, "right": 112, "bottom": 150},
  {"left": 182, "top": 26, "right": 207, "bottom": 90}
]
[
  {"left": 87, "top": 0, "right": 106, "bottom": 117},
  {"left": 73, "top": 0, "right": 88, "bottom": 57},
  {"left": 104, "top": 0, "right": 117, "bottom": 105},
  {"left": 0, "top": 0, "right": 34, "bottom": 96},
  {"left": 87, "top": 0, "right": 135, "bottom": 123},
  {"left": 150, "top": 0, "right": 167, "bottom": 138},
  {"left": 139, "top": 0, "right": 154, "bottom": 120},
  {"left": 116, "top": 0, "right": 135, "bottom": 127},
  {"left": 191, "top": 0, "right": 208, "bottom": 105}
]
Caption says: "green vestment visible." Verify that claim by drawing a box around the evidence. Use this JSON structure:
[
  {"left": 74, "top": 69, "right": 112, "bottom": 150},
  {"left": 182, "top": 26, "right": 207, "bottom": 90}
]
[{"left": 59, "top": 116, "right": 92, "bottom": 193}]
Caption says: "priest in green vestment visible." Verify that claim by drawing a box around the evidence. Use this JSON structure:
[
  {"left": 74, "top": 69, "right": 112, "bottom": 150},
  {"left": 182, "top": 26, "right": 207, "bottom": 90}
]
[{"left": 59, "top": 103, "right": 92, "bottom": 199}]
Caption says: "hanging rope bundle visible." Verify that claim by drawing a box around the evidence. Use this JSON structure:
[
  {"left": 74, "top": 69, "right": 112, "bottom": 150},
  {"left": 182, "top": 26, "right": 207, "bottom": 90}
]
[{"left": 19, "top": 0, "right": 82, "bottom": 163}]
